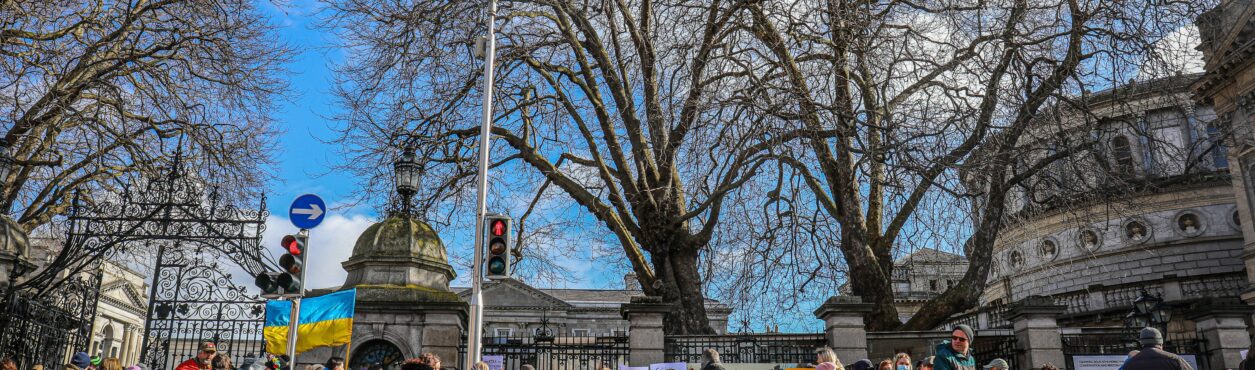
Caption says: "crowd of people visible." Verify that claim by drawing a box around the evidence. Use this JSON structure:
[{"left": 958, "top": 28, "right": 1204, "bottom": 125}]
[{"left": 0, "top": 325, "right": 1200, "bottom": 370}]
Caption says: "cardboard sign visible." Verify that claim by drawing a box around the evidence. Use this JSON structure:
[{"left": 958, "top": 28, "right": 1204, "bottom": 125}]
[{"left": 483, "top": 355, "right": 505, "bottom": 370}]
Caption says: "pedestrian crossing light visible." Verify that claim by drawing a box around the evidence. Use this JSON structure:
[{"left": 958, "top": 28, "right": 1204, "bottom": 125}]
[
  {"left": 485, "top": 214, "right": 511, "bottom": 280},
  {"left": 277, "top": 233, "right": 308, "bottom": 295}
]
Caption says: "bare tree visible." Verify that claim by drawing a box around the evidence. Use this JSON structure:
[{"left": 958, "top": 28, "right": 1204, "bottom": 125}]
[
  {"left": 730, "top": 0, "right": 1214, "bottom": 330},
  {"left": 319, "top": 0, "right": 822, "bottom": 333},
  {"left": 0, "top": 0, "right": 291, "bottom": 233}
]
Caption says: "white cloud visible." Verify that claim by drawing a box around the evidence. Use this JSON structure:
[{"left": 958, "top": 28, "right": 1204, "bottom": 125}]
[{"left": 1138, "top": 25, "right": 1205, "bottom": 80}]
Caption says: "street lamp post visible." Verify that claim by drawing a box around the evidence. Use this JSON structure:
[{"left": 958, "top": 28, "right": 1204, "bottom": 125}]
[
  {"left": 394, "top": 149, "right": 420, "bottom": 214},
  {"left": 1125, "top": 289, "right": 1171, "bottom": 347}
]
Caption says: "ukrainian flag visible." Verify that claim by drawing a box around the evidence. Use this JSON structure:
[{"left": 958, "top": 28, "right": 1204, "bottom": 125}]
[{"left": 264, "top": 288, "right": 356, "bottom": 355}]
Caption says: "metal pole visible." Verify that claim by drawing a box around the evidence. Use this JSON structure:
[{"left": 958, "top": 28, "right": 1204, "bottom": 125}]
[
  {"left": 467, "top": 0, "right": 497, "bottom": 369},
  {"left": 287, "top": 297, "right": 302, "bottom": 365},
  {"left": 287, "top": 228, "right": 311, "bottom": 366}
]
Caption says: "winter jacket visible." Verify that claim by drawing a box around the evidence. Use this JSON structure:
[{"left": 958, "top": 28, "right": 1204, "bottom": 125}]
[
  {"left": 932, "top": 342, "right": 976, "bottom": 370},
  {"left": 175, "top": 359, "right": 206, "bottom": 370},
  {"left": 702, "top": 362, "right": 727, "bottom": 370},
  {"left": 1122, "top": 347, "right": 1193, "bottom": 370}
]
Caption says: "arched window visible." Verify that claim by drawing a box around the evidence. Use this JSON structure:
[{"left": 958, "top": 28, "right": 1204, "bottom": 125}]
[
  {"left": 1111, "top": 135, "right": 1136, "bottom": 178},
  {"left": 350, "top": 340, "right": 405, "bottom": 369}
]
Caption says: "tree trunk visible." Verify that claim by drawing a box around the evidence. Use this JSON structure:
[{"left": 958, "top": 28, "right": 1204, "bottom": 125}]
[
  {"left": 648, "top": 246, "right": 716, "bottom": 335},
  {"left": 847, "top": 252, "right": 903, "bottom": 330}
]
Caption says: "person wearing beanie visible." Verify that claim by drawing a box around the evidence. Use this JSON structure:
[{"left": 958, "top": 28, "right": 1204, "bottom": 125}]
[
  {"left": 1120, "top": 327, "right": 1193, "bottom": 370},
  {"left": 934, "top": 325, "right": 977, "bottom": 370},
  {"left": 68, "top": 352, "right": 92, "bottom": 370}
]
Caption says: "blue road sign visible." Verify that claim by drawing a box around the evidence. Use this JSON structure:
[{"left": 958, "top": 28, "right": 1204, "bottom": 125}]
[{"left": 289, "top": 194, "right": 326, "bottom": 229}]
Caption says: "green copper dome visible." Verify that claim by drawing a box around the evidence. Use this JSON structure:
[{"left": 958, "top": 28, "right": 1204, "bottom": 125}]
[{"left": 341, "top": 214, "right": 456, "bottom": 291}]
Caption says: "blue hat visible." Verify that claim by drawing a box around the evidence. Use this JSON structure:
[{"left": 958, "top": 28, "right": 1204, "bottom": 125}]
[{"left": 71, "top": 352, "right": 91, "bottom": 368}]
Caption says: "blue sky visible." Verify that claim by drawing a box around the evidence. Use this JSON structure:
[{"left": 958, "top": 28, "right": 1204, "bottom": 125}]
[{"left": 247, "top": 0, "right": 617, "bottom": 295}]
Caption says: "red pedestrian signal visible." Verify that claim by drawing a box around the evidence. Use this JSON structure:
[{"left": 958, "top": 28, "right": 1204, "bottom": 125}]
[{"left": 484, "top": 214, "right": 511, "bottom": 280}]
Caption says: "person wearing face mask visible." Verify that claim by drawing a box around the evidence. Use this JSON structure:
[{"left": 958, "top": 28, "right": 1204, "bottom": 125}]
[{"left": 893, "top": 353, "right": 912, "bottom": 370}]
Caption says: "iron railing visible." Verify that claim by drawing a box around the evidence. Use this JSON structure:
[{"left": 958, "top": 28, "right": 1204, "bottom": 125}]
[
  {"left": 970, "top": 335, "right": 1020, "bottom": 370},
  {"left": 664, "top": 333, "right": 826, "bottom": 364},
  {"left": 459, "top": 332, "right": 630, "bottom": 370},
  {"left": 0, "top": 273, "right": 102, "bottom": 370}
]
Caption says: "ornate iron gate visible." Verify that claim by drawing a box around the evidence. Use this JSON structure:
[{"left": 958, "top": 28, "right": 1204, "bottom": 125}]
[
  {"left": 142, "top": 247, "right": 268, "bottom": 369},
  {"left": 128, "top": 163, "right": 273, "bottom": 370},
  {"left": 0, "top": 154, "right": 274, "bottom": 369}
]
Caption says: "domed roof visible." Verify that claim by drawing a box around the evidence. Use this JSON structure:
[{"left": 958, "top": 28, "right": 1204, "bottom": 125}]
[
  {"left": 341, "top": 214, "right": 456, "bottom": 291},
  {"left": 351, "top": 215, "right": 448, "bottom": 262}
]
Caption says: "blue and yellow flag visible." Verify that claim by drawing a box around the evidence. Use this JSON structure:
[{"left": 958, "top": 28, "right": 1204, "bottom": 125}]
[{"left": 265, "top": 288, "right": 356, "bottom": 355}]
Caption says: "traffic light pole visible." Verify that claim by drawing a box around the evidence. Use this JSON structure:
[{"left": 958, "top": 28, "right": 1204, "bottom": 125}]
[
  {"left": 286, "top": 229, "right": 310, "bottom": 366},
  {"left": 466, "top": 1, "right": 497, "bottom": 370}
]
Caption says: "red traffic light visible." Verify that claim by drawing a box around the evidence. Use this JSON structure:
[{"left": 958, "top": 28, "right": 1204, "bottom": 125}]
[
  {"left": 490, "top": 219, "right": 506, "bottom": 236},
  {"left": 281, "top": 235, "right": 302, "bottom": 255}
]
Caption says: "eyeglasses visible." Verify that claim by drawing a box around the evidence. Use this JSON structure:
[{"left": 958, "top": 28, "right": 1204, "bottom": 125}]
[{"left": 951, "top": 336, "right": 969, "bottom": 343}]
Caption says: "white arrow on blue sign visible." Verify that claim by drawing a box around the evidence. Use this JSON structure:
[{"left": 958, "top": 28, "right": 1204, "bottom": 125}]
[{"left": 289, "top": 194, "right": 327, "bottom": 229}]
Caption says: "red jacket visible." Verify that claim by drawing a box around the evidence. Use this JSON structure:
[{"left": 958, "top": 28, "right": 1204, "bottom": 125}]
[{"left": 175, "top": 359, "right": 206, "bottom": 370}]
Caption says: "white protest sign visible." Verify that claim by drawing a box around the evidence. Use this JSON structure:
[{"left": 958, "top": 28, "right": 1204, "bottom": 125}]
[
  {"left": 649, "top": 362, "right": 688, "bottom": 370},
  {"left": 483, "top": 355, "right": 505, "bottom": 370},
  {"left": 1071, "top": 355, "right": 1127, "bottom": 370},
  {"left": 620, "top": 365, "right": 649, "bottom": 370}
]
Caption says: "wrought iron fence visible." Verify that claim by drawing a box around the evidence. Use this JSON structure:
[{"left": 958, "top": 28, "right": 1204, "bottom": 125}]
[
  {"left": 459, "top": 331, "right": 630, "bottom": 370},
  {"left": 970, "top": 335, "right": 1019, "bottom": 370},
  {"left": 0, "top": 273, "right": 102, "bottom": 370},
  {"left": 1062, "top": 332, "right": 1208, "bottom": 370},
  {"left": 664, "top": 333, "right": 826, "bottom": 364}
]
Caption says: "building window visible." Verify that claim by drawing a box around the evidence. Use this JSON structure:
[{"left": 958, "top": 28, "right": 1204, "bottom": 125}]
[
  {"left": 571, "top": 329, "right": 590, "bottom": 337},
  {"left": 1112, "top": 135, "right": 1136, "bottom": 178},
  {"left": 612, "top": 329, "right": 628, "bottom": 337},
  {"left": 494, "top": 328, "right": 513, "bottom": 337},
  {"left": 929, "top": 280, "right": 938, "bottom": 291}
]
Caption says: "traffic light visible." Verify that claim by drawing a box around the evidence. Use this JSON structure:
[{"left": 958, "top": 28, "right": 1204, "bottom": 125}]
[
  {"left": 484, "top": 214, "right": 511, "bottom": 280},
  {"left": 255, "top": 272, "right": 283, "bottom": 299},
  {"left": 277, "top": 234, "right": 307, "bottom": 295}
]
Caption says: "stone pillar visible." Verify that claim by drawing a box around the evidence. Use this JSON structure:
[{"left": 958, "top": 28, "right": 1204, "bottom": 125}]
[
  {"left": 1008, "top": 296, "right": 1067, "bottom": 370},
  {"left": 1188, "top": 299, "right": 1252, "bottom": 370},
  {"left": 417, "top": 301, "right": 470, "bottom": 370},
  {"left": 621, "top": 296, "right": 671, "bottom": 366},
  {"left": 813, "top": 296, "right": 874, "bottom": 364}
]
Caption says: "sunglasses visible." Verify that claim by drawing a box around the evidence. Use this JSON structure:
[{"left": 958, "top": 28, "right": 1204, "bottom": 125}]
[{"left": 951, "top": 336, "right": 969, "bottom": 343}]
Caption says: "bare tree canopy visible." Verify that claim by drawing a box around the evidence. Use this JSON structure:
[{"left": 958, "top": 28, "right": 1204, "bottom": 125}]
[
  {"left": 0, "top": 0, "right": 291, "bottom": 231},
  {"left": 321, "top": 0, "right": 822, "bottom": 333},
  {"left": 322, "top": 0, "right": 1215, "bottom": 333},
  {"left": 722, "top": 0, "right": 1216, "bottom": 330}
]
